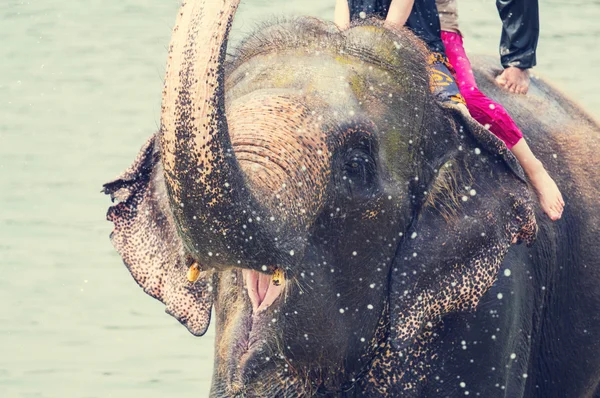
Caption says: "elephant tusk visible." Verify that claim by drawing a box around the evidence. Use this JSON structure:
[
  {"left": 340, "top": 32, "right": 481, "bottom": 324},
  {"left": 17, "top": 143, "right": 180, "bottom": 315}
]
[
  {"left": 272, "top": 268, "right": 285, "bottom": 287},
  {"left": 187, "top": 262, "right": 201, "bottom": 283}
]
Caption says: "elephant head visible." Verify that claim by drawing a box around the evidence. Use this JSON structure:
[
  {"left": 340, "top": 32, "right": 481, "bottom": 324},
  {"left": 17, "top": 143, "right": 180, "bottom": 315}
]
[{"left": 104, "top": 0, "right": 536, "bottom": 395}]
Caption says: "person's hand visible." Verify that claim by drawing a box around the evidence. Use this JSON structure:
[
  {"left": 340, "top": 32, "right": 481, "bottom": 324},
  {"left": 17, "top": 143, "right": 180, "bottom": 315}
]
[
  {"left": 384, "top": 0, "right": 414, "bottom": 31},
  {"left": 496, "top": 66, "right": 530, "bottom": 94},
  {"left": 383, "top": 19, "right": 401, "bottom": 31},
  {"left": 336, "top": 22, "right": 350, "bottom": 31},
  {"left": 334, "top": 0, "right": 350, "bottom": 31}
]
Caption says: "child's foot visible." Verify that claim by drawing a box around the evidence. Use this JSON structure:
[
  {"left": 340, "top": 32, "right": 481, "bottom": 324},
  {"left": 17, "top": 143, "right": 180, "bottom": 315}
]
[{"left": 527, "top": 163, "right": 565, "bottom": 220}]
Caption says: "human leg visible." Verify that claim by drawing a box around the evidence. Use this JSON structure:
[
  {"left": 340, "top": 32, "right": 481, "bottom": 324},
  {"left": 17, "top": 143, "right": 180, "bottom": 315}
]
[
  {"left": 510, "top": 139, "right": 564, "bottom": 220},
  {"left": 441, "top": 31, "right": 523, "bottom": 147},
  {"left": 441, "top": 31, "right": 564, "bottom": 219}
]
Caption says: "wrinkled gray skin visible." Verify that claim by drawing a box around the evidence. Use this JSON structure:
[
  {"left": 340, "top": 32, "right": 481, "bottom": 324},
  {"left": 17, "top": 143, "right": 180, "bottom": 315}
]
[{"left": 104, "top": 1, "right": 600, "bottom": 397}]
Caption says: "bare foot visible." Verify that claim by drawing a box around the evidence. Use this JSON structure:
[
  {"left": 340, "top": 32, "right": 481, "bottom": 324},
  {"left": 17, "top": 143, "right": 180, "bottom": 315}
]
[
  {"left": 527, "top": 162, "right": 565, "bottom": 221},
  {"left": 496, "top": 67, "right": 530, "bottom": 94}
]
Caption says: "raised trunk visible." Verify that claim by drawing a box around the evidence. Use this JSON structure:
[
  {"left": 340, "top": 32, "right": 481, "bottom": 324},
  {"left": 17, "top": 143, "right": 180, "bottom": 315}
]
[{"left": 159, "top": 0, "right": 272, "bottom": 269}]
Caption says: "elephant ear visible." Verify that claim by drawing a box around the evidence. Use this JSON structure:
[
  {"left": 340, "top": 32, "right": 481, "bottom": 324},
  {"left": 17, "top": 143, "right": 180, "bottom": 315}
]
[
  {"left": 103, "top": 134, "right": 213, "bottom": 336},
  {"left": 389, "top": 105, "right": 537, "bottom": 349},
  {"left": 450, "top": 104, "right": 528, "bottom": 183}
]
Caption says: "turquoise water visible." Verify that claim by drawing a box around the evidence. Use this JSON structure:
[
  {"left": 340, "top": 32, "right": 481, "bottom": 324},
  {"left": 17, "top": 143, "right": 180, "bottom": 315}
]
[{"left": 0, "top": 0, "right": 598, "bottom": 397}]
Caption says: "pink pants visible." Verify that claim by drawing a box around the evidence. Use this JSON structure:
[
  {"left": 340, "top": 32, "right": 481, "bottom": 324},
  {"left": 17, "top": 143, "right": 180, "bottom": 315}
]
[{"left": 441, "top": 31, "right": 523, "bottom": 149}]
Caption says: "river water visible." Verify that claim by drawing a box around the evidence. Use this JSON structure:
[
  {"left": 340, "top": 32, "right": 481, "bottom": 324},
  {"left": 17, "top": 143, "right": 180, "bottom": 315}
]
[{"left": 1, "top": 0, "right": 598, "bottom": 397}]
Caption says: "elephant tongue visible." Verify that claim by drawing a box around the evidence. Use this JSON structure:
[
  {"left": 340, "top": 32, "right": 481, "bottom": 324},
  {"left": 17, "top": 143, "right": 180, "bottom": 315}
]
[{"left": 242, "top": 269, "right": 285, "bottom": 314}]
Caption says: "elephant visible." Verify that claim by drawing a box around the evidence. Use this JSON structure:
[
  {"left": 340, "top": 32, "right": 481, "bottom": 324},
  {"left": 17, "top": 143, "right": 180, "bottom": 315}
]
[{"left": 103, "top": 0, "right": 600, "bottom": 396}]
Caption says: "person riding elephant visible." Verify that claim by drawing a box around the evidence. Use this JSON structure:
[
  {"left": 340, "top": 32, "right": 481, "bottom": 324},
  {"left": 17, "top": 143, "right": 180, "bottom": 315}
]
[
  {"left": 335, "top": 0, "right": 564, "bottom": 220},
  {"left": 104, "top": 0, "right": 600, "bottom": 396},
  {"left": 436, "top": 0, "right": 564, "bottom": 220}
]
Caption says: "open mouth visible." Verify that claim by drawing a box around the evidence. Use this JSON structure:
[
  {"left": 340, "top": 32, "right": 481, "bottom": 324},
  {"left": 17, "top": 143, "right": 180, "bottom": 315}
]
[
  {"left": 224, "top": 268, "right": 287, "bottom": 391},
  {"left": 242, "top": 268, "right": 286, "bottom": 314}
]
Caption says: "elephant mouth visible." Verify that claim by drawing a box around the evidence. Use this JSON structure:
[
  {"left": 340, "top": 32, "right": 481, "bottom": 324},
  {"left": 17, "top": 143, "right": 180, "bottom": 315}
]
[
  {"left": 242, "top": 268, "right": 286, "bottom": 313},
  {"left": 225, "top": 269, "right": 286, "bottom": 391}
]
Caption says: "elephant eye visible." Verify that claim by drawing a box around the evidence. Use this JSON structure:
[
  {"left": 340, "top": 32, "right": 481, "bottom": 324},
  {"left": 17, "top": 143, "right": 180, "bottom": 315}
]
[{"left": 342, "top": 151, "right": 376, "bottom": 197}]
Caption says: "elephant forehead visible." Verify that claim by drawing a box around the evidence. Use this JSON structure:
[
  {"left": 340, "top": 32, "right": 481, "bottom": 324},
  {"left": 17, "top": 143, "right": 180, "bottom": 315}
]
[
  {"left": 227, "top": 92, "right": 332, "bottom": 227},
  {"left": 226, "top": 53, "right": 361, "bottom": 112}
]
